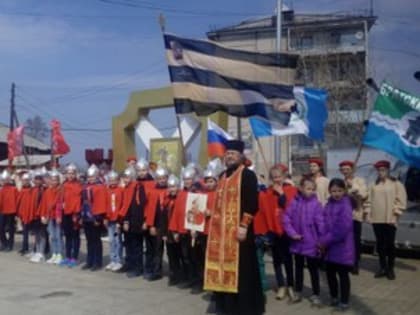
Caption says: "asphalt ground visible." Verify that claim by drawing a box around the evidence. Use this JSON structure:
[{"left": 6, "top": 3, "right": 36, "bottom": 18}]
[{"left": 0, "top": 237, "right": 419, "bottom": 315}]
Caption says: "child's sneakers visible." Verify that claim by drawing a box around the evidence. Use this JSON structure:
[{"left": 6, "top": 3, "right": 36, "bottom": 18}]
[
  {"left": 67, "top": 259, "right": 78, "bottom": 268},
  {"left": 59, "top": 258, "right": 70, "bottom": 267},
  {"left": 111, "top": 263, "right": 123, "bottom": 272},
  {"left": 105, "top": 262, "right": 115, "bottom": 271},
  {"left": 29, "top": 253, "right": 45, "bottom": 263},
  {"left": 309, "top": 295, "right": 322, "bottom": 307},
  {"left": 46, "top": 254, "right": 57, "bottom": 264},
  {"left": 276, "top": 286, "right": 287, "bottom": 300},
  {"left": 54, "top": 254, "right": 63, "bottom": 265},
  {"left": 288, "top": 289, "right": 302, "bottom": 303},
  {"left": 25, "top": 252, "right": 35, "bottom": 259}
]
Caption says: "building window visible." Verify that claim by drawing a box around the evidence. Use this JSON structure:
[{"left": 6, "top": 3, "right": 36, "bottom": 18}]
[
  {"left": 330, "top": 32, "right": 340, "bottom": 46},
  {"left": 340, "top": 32, "right": 363, "bottom": 47},
  {"left": 292, "top": 34, "right": 314, "bottom": 50},
  {"left": 300, "top": 36, "right": 314, "bottom": 49}
]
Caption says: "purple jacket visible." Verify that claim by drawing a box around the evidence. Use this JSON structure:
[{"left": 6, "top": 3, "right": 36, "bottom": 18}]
[
  {"left": 320, "top": 196, "right": 355, "bottom": 267},
  {"left": 283, "top": 193, "right": 325, "bottom": 258}
]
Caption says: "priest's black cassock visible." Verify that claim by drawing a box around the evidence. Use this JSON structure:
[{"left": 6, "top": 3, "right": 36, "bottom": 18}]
[{"left": 212, "top": 165, "right": 265, "bottom": 315}]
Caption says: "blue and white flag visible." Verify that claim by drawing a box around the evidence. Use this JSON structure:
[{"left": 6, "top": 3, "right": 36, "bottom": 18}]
[
  {"left": 164, "top": 33, "right": 299, "bottom": 126},
  {"left": 249, "top": 87, "right": 328, "bottom": 141}
]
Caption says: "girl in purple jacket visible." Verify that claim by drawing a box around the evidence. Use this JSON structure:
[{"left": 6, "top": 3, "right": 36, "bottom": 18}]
[
  {"left": 283, "top": 177, "right": 325, "bottom": 306},
  {"left": 320, "top": 178, "right": 355, "bottom": 311}
]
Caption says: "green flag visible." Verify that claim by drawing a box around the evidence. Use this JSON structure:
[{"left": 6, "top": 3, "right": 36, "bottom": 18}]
[{"left": 363, "top": 82, "right": 420, "bottom": 167}]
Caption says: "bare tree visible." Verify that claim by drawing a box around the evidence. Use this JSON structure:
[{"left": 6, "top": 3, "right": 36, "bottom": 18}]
[{"left": 25, "top": 115, "right": 49, "bottom": 142}]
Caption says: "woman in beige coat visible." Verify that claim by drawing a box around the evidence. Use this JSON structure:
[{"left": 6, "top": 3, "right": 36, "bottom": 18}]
[
  {"left": 308, "top": 158, "right": 329, "bottom": 206},
  {"left": 367, "top": 160, "right": 407, "bottom": 280}
]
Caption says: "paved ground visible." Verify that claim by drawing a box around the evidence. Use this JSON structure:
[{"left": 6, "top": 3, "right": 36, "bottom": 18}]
[{"left": 1, "top": 239, "right": 420, "bottom": 315}]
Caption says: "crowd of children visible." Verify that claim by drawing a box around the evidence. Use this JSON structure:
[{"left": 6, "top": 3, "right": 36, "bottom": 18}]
[{"left": 0, "top": 156, "right": 407, "bottom": 313}]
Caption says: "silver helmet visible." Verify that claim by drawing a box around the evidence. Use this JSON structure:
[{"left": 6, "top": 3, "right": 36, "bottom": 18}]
[
  {"left": 107, "top": 170, "right": 119, "bottom": 182},
  {"left": 65, "top": 163, "right": 78, "bottom": 173},
  {"left": 40, "top": 166, "right": 48, "bottom": 176},
  {"left": 136, "top": 158, "right": 149, "bottom": 171},
  {"left": 207, "top": 158, "right": 225, "bottom": 177},
  {"left": 185, "top": 162, "right": 202, "bottom": 176},
  {"left": 21, "top": 172, "right": 32, "bottom": 181},
  {"left": 182, "top": 167, "right": 196, "bottom": 180},
  {"left": 123, "top": 166, "right": 136, "bottom": 179},
  {"left": 87, "top": 164, "right": 99, "bottom": 177},
  {"left": 49, "top": 169, "right": 61, "bottom": 178},
  {"left": 203, "top": 168, "right": 217, "bottom": 180},
  {"left": 155, "top": 166, "right": 169, "bottom": 178},
  {"left": 167, "top": 174, "right": 180, "bottom": 187},
  {"left": 33, "top": 168, "right": 44, "bottom": 179},
  {"left": 0, "top": 170, "right": 11, "bottom": 182}
]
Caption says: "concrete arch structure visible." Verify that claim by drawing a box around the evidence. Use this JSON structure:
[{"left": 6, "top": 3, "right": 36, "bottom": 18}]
[{"left": 112, "top": 86, "right": 227, "bottom": 171}]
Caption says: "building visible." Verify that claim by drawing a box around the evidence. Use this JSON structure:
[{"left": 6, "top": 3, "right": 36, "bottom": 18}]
[
  {"left": 207, "top": 9, "right": 377, "bottom": 175},
  {"left": 0, "top": 122, "right": 51, "bottom": 167}
]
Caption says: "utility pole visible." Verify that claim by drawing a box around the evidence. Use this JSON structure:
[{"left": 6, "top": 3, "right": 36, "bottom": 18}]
[
  {"left": 8, "top": 83, "right": 15, "bottom": 168},
  {"left": 369, "top": 0, "right": 374, "bottom": 16},
  {"left": 275, "top": 0, "right": 291, "bottom": 170},
  {"left": 10, "top": 83, "right": 15, "bottom": 131},
  {"left": 9, "top": 82, "right": 30, "bottom": 168},
  {"left": 274, "top": 0, "right": 282, "bottom": 164}
]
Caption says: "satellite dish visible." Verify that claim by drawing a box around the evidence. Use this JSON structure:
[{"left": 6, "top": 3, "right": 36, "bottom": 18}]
[
  {"left": 355, "top": 31, "right": 364, "bottom": 40},
  {"left": 414, "top": 71, "right": 420, "bottom": 82}
]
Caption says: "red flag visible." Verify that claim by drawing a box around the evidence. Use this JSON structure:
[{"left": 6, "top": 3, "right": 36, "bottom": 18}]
[
  {"left": 7, "top": 125, "right": 24, "bottom": 160},
  {"left": 51, "top": 119, "right": 70, "bottom": 155}
]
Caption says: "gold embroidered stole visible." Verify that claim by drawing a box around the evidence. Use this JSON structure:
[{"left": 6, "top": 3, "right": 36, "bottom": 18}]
[{"left": 204, "top": 165, "right": 243, "bottom": 293}]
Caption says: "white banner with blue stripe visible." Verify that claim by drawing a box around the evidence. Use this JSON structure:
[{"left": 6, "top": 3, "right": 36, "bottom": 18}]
[{"left": 249, "top": 87, "right": 328, "bottom": 140}]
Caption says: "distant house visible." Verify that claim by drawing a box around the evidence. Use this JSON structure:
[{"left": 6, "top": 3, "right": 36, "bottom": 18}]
[{"left": 0, "top": 122, "right": 51, "bottom": 167}]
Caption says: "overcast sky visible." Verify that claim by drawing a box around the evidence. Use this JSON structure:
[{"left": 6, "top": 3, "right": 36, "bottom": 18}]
[{"left": 0, "top": 0, "right": 419, "bottom": 165}]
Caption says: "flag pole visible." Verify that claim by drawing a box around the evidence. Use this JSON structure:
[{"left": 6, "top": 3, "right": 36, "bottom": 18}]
[
  {"left": 275, "top": 0, "right": 292, "bottom": 172},
  {"left": 236, "top": 117, "right": 242, "bottom": 140},
  {"left": 274, "top": 0, "right": 283, "bottom": 164},
  {"left": 50, "top": 127, "right": 54, "bottom": 169},
  {"left": 8, "top": 83, "right": 15, "bottom": 169},
  {"left": 354, "top": 78, "right": 380, "bottom": 165},
  {"left": 11, "top": 90, "right": 30, "bottom": 169},
  {"left": 256, "top": 137, "right": 270, "bottom": 174},
  {"left": 158, "top": 13, "right": 187, "bottom": 165}
]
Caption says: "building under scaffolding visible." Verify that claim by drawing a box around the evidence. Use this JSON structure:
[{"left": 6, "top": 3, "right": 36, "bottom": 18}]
[{"left": 207, "top": 9, "right": 377, "bottom": 175}]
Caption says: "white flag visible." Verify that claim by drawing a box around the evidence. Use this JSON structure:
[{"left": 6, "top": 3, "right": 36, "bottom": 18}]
[
  {"left": 172, "top": 114, "right": 201, "bottom": 147},
  {"left": 136, "top": 117, "right": 163, "bottom": 150}
]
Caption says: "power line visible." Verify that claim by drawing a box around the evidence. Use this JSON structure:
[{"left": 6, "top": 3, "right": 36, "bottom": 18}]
[
  {"left": 0, "top": 1, "right": 263, "bottom": 19},
  {"left": 0, "top": 11, "right": 157, "bottom": 19},
  {"left": 15, "top": 93, "right": 78, "bottom": 129},
  {"left": 18, "top": 59, "right": 164, "bottom": 105},
  {"left": 97, "top": 0, "right": 263, "bottom": 17}
]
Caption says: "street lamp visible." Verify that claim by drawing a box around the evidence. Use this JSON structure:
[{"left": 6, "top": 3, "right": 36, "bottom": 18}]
[{"left": 414, "top": 71, "right": 420, "bottom": 82}]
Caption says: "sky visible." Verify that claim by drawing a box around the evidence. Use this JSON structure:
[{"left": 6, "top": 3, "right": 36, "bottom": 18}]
[{"left": 0, "top": 0, "right": 419, "bottom": 166}]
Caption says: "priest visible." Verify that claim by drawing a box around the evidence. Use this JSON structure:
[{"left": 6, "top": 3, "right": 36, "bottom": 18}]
[{"left": 204, "top": 140, "right": 265, "bottom": 315}]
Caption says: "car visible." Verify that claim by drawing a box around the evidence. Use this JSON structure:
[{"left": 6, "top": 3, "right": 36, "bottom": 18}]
[{"left": 362, "top": 204, "right": 420, "bottom": 258}]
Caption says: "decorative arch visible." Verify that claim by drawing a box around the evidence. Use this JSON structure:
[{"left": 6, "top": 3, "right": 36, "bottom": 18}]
[{"left": 112, "top": 86, "right": 227, "bottom": 171}]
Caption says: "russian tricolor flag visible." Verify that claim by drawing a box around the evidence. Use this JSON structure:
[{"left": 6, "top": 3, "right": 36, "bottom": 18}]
[{"left": 207, "top": 119, "right": 233, "bottom": 158}]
